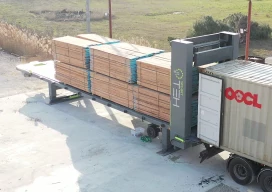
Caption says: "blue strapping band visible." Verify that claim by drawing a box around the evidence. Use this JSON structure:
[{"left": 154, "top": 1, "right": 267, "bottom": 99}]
[
  {"left": 87, "top": 70, "right": 91, "bottom": 92},
  {"left": 129, "top": 50, "right": 165, "bottom": 83},
  {"left": 85, "top": 40, "right": 120, "bottom": 91}
]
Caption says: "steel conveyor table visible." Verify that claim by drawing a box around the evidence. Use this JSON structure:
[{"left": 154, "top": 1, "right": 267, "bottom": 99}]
[{"left": 16, "top": 60, "right": 173, "bottom": 154}]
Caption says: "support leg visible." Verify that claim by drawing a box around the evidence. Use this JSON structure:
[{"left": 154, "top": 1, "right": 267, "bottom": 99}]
[
  {"left": 162, "top": 127, "right": 171, "bottom": 151},
  {"left": 48, "top": 82, "right": 58, "bottom": 103},
  {"left": 199, "top": 143, "right": 223, "bottom": 163},
  {"left": 48, "top": 82, "right": 82, "bottom": 105},
  {"left": 157, "top": 128, "right": 178, "bottom": 156}
]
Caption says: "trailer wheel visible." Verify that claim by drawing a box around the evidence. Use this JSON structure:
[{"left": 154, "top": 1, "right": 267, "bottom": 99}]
[
  {"left": 259, "top": 170, "right": 272, "bottom": 192},
  {"left": 147, "top": 124, "right": 160, "bottom": 139},
  {"left": 229, "top": 157, "right": 255, "bottom": 185}
]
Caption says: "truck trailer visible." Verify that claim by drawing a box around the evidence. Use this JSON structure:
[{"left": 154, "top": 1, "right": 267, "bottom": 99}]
[
  {"left": 17, "top": 32, "right": 272, "bottom": 192},
  {"left": 199, "top": 60, "right": 272, "bottom": 191}
]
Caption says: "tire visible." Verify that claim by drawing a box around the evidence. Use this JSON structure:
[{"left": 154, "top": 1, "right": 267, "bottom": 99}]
[
  {"left": 259, "top": 170, "right": 272, "bottom": 192},
  {"left": 147, "top": 125, "right": 160, "bottom": 139},
  {"left": 228, "top": 157, "right": 256, "bottom": 185}
]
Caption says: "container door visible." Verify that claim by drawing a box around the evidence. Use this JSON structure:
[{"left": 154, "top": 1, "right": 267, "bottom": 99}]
[{"left": 197, "top": 73, "right": 223, "bottom": 147}]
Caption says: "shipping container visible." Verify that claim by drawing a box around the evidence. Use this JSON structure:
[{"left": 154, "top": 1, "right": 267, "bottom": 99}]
[{"left": 198, "top": 60, "right": 272, "bottom": 167}]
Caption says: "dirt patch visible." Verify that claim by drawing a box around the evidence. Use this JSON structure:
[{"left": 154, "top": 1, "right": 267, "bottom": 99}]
[
  {"left": 145, "top": 11, "right": 184, "bottom": 16},
  {"left": 199, "top": 175, "right": 224, "bottom": 188},
  {"left": 30, "top": 9, "right": 116, "bottom": 22},
  {"left": 168, "top": 155, "right": 180, "bottom": 162},
  {"left": 207, "top": 183, "right": 239, "bottom": 192}
]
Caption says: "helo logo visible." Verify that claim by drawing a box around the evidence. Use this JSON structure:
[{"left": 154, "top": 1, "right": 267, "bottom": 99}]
[
  {"left": 172, "top": 68, "right": 184, "bottom": 108},
  {"left": 225, "top": 87, "right": 262, "bottom": 109},
  {"left": 174, "top": 69, "right": 183, "bottom": 80}
]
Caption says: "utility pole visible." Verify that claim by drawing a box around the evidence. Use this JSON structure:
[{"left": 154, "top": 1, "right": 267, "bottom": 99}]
[
  {"left": 109, "top": 0, "right": 112, "bottom": 38},
  {"left": 245, "top": 0, "right": 252, "bottom": 60},
  {"left": 86, "top": 0, "right": 91, "bottom": 33}
]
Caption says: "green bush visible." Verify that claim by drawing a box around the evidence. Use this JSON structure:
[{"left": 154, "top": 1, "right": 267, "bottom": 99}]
[
  {"left": 223, "top": 13, "right": 247, "bottom": 32},
  {"left": 187, "top": 16, "right": 230, "bottom": 37},
  {"left": 167, "top": 13, "right": 271, "bottom": 42},
  {"left": 224, "top": 13, "right": 272, "bottom": 40},
  {"left": 167, "top": 36, "right": 176, "bottom": 42},
  {"left": 250, "top": 22, "right": 271, "bottom": 39}
]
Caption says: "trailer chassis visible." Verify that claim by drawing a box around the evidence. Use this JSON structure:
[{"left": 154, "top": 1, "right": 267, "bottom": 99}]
[{"left": 20, "top": 69, "right": 177, "bottom": 155}]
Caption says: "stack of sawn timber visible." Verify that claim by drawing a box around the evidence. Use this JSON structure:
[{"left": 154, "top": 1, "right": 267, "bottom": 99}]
[
  {"left": 77, "top": 34, "right": 120, "bottom": 45},
  {"left": 89, "top": 42, "right": 164, "bottom": 83},
  {"left": 137, "top": 52, "right": 171, "bottom": 95},
  {"left": 86, "top": 42, "right": 164, "bottom": 108},
  {"left": 52, "top": 35, "right": 119, "bottom": 92},
  {"left": 136, "top": 52, "right": 199, "bottom": 125},
  {"left": 137, "top": 52, "right": 199, "bottom": 95},
  {"left": 52, "top": 34, "right": 199, "bottom": 124},
  {"left": 131, "top": 85, "right": 171, "bottom": 122},
  {"left": 91, "top": 72, "right": 135, "bottom": 109},
  {"left": 54, "top": 61, "right": 91, "bottom": 92}
]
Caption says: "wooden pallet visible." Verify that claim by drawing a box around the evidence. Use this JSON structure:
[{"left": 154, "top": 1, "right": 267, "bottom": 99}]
[
  {"left": 129, "top": 86, "right": 170, "bottom": 121},
  {"left": 90, "top": 42, "right": 164, "bottom": 83},
  {"left": 52, "top": 36, "right": 99, "bottom": 51},
  {"left": 55, "top": 61, "right": 90, "bottom": 92},
  {"left": 52, "top": 36, "right": 99, "bottom": 69},
  {"left": 137, "top": 52, "right": 171, "bottom": 95},
  {"left": 159, "top": 107, "right": 170, "bottom": 122},
  {"left": 91, "top": 72, "right": 134, "bottom": 108},
  {"left": 137, "top": 52, "right": 200, "bottom": 95}
]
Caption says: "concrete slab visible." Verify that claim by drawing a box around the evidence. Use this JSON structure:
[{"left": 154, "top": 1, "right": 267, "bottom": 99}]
[
  {"left": 207, "top": 184, "right": 239, "bottom": 192},
  {"left": 0, "top": 50, "right": 46, "bottom": 98},
  {"left": 0, "top": 89, "right": 262, "bottom": 192}
]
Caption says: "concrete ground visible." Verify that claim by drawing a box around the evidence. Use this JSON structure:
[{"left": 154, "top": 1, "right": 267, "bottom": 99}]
[
  {"left": 0, "top": 51, "right": 262, "bottom": 192},
  {"left": 0, "top": 50, "right": 47, "bottom": 98}
]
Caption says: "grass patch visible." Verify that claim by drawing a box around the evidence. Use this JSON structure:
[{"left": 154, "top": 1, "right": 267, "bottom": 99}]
[{"left": 0, "top": 0, "right": 271, "bottom": 57}]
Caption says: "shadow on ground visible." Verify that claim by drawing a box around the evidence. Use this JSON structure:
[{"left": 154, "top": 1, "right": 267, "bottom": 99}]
[
  {"left": 18, "top": 92, "right": 261, "bottom": 192},
  {"left": 18, "top": 92, "right": 160, "bottom": 192}
]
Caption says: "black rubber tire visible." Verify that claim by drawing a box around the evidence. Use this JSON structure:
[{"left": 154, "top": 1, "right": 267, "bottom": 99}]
[
  {"left": 259, "top": 170, "right": 272, "bottom": 192},
  {"left": 228, "top": 157, "right": 255, "bottom": 185},
  {"left": 147, "top": 125, "right": 160, "bottom": 139}
]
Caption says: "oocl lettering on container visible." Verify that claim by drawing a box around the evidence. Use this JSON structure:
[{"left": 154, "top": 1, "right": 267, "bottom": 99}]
[{"left": 225, "top": 87, "right": 262, "bottom": 109}]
